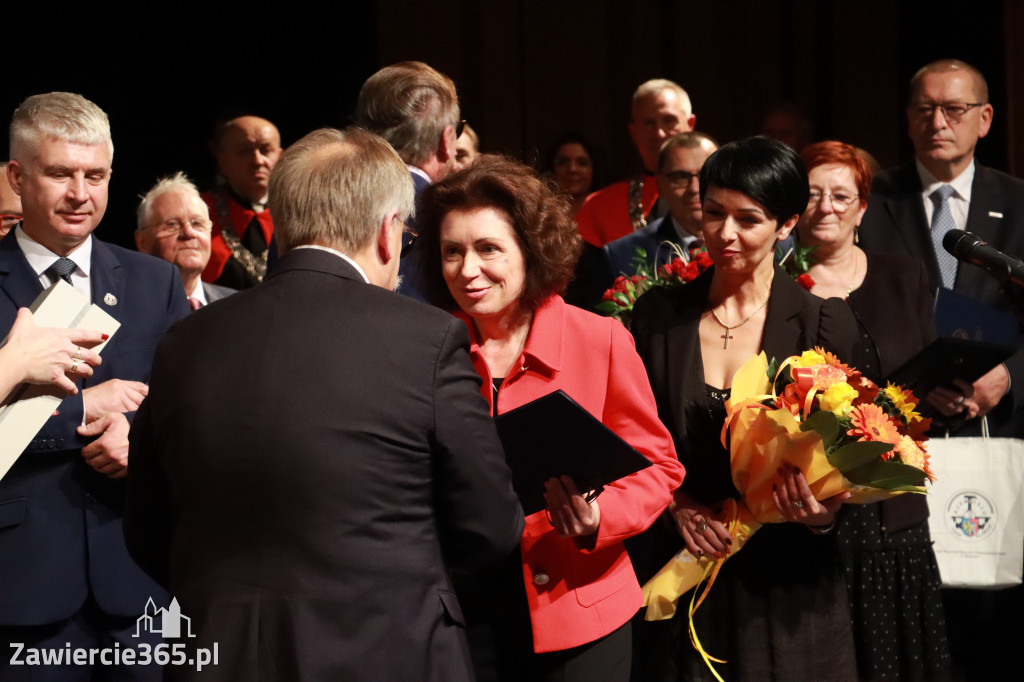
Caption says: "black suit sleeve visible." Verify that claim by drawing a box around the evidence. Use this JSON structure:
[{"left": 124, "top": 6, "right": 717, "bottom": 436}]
[
  {"left": 431, "top": 319, "right": 525, "bottom": 569},
  {"left": 123, "top": 394, "right": 171, "bottom": 587}
]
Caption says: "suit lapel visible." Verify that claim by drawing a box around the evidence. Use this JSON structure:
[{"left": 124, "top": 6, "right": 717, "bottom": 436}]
[
  {"left": 883, "top": 163, "right": 941, "bottom": 287},
  {"left": 665, "top": 272, "right": 710, "bottom": 439},
  {"left": 90, "top": 238, "right": 125, "bottom": 322},
  {"left": 959, "top": 165, "right": 1007, "bottom": 294},
  {"left": 0, "top": 232, "right": 45, "bottom": 309},
  {"left": 761, "top": 268, "right": 803, "bottom": 360}
]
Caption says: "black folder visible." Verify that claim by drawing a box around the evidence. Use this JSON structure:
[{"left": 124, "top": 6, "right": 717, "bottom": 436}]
[
  {"left": 494, "top": 390, "right": 653, "bottom": 515},
  {"left": 887, "top": 337, "right": 1015, "bottom": 400}
]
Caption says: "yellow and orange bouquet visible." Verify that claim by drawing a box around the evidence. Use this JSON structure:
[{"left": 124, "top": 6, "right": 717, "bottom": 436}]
[{"left": 642, "top": 349, "right": 934, "bottom": 646}]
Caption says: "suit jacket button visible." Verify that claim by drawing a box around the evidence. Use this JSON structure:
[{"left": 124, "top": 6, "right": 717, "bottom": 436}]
[{"left": 533, "top": 572, "right": 550, "bottom": 586}]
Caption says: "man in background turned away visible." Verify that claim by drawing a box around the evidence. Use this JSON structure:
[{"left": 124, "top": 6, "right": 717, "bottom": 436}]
[{"left": 354, "top": 60, "right": 463, "bottom": 300}]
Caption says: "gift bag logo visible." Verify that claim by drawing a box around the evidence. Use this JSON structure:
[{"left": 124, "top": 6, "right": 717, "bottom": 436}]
[{"left": 944, "top": 491, "right": 996, "bottom": 540}]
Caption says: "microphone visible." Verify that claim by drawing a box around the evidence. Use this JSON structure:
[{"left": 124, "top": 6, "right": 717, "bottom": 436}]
[{"left": 942, "top": 230, "right": 1024, "bottom": 287}]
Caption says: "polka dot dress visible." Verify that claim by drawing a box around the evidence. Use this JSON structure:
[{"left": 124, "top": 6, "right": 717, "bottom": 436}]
[{"left": 836, "top": 501, "right": 950, "bottom": 681}]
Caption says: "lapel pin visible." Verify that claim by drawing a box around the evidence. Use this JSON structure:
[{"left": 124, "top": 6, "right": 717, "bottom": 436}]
[
  {"left": 103, "top": 293, "right": 117, "bottom": 306},
  {"left": 989, "top": 211, "right": 1003, "bottom": 218}
]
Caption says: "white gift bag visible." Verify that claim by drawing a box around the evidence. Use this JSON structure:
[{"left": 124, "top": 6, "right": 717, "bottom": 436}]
[{"left": 926, "top": 426, "right": 1024, "bottom": 589}]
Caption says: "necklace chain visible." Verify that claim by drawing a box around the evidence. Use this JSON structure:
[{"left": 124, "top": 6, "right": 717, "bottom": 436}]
[{"left": 710, "top": 295, "right": 769, "bottom": 349}]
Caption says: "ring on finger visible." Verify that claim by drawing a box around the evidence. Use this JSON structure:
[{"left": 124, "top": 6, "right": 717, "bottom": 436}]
[
  {"left": 73, "top": 347, "right": 82, "bottom": 362},
  {"left": 694, "top": 520, "right": 708, "bottom": 534},
  {"left": 792, "top": 499, "right": 806, "bottom": 510},
  {"left": 70, "top": 360, "right": 79, "bottom": 374}
]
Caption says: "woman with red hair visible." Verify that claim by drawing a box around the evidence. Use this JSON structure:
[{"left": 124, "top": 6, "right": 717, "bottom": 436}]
[{"left": 796, "top": 140, "right": 950, "bottom": 680}]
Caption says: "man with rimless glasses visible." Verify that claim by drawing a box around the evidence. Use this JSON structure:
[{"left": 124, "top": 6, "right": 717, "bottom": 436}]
[
  {"left": 860, "top": 59, "right": 1024, "bottom": 437},
  {"left": 135, "top": 173, "right": 236, "bottom": 309},
  {"left": 859, "top": 58, "right": 1024, "bottom": 680}
]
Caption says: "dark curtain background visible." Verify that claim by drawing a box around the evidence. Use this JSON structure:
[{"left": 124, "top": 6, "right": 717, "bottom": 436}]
[{"left": 3, "top": 1, "right": 1017, "bottom": 251}]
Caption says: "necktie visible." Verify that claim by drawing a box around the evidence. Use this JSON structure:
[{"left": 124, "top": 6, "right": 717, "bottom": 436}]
[
  {"left": 188, "top": 297, "right": 203, "bottom": 311},
  {"left": 929, "top": 185, "right": 960, "bottom": 289},
  {"left": 46, "top": 257, "right": 77, "bottom": 286}
]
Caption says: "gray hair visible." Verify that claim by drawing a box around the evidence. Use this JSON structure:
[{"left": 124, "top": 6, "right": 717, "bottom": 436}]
[
  {"left": 658, "top": 131, "right": 718, "bottom": 171},
  {"left": 136, "top": 172, "right": 207, "bottom": 231},
  {"left": 10, "top": 92, "right": 113, "bottom": 163},
  {"left": 354, "top": 61, "right": 459, "bottom": 167},
  {"left": 632, "top": 78, "right": 693, "bottom": 118},
  {"left": 269, "top": 127, "right": 415, "bottom": 254}
]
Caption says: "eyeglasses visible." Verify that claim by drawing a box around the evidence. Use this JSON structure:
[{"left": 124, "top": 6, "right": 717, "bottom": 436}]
[
  {"left": 909, "top": 101, "right": 986, "bottom": 123},
  {"left": 148, "top": 218, "right": 213, "bottom": 239},
  {"left": 400, "top": 231, "right": 418, "bottom": 259},
  {"left": 807, "top": 190, "right": 859, "bottom": 212},
  {"left": 453, "top": 120, "right": 466, "bottom": 139},
  {"left": 661, "top": 170, "right": 700, "bottom": 188},
  {"left": 0, "top": 214, "right": 22, "bottom": 229}
]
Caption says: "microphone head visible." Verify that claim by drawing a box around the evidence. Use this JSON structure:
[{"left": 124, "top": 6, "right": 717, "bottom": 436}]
[{"left": 942, "top": 229, "right": 983, "bottom": 257}]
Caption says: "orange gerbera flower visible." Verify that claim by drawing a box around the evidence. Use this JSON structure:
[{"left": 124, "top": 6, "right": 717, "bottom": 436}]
[
  {"left": 895, "top": 435, "right": 936, "bottom": 482},
  {"left": 848, "top": 403, "right": 902, "bottom": 452}
]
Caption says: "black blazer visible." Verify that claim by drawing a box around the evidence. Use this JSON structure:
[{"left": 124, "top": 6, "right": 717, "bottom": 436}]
[
  {"left": 859, "top": 161, "right": 1024, "bottom": 435},
  {"left": 0, "top": 230, "right": 190, "bottom": 625},
  {"left": 125, "top": 248, "right": 524, "bottom": 682}
]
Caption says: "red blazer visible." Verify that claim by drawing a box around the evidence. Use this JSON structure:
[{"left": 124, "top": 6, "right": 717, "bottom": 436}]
[
  {"left": 456, "top": 295, "right": 684, "bottom": 652},
  {"left": 574, "top": 175, "right": 659, "bottom": 247}
]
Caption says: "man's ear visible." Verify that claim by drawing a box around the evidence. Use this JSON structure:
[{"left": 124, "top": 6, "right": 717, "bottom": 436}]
[
  {"left": 377, "top": 210, "right": 400, "bottom": 264},
  {"left": 7, "top": 161, "right": 23, "bottom": 196},
  {"left": 437, "top": 125, "right": 455, "bottom": 163}
]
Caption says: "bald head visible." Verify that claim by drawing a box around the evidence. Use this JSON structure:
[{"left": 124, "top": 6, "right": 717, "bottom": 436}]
[{"left": 214, "top": 116, "right": 283, "bottom": 202}]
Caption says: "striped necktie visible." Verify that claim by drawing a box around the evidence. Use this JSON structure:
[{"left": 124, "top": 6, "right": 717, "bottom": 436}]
[{"left": 929, "top": 185, "right": 960, "bottom": 289}]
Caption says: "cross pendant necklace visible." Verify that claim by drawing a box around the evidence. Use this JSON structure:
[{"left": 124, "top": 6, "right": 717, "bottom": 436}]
[{"left": 710, "top": 295, "right": 770, "bottom": 349}]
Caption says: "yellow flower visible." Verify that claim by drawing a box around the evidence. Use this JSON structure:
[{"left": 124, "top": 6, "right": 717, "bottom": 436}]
[
  {"left": 819, "top": 381, "right": 858, "bottom": 416},
  {"left": 793, "top": 350, "right": 827, "bottom": 368},
  {"left": 884, "top": 383, "right": 924, "bottom": 423}
]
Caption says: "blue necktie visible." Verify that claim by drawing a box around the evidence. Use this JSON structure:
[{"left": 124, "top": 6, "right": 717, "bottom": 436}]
[{"left": 929, "top": 185, "right": 960, "bottom": 289}]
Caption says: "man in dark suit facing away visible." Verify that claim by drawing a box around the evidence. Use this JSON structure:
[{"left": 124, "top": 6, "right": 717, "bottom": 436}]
[{"left": 124, "top": 126, "right": 525, "bottom": 681}]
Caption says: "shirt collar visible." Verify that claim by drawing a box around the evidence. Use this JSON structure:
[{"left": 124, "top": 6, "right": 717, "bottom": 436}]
[
  {"left": 291, "top": 244, "right": 370, "bottom": 283},
  {"left": 187, "top": 279, "right": 208, "bottom": 305},
  {"left": 407, "top": 164, "right": 432, "bottom": 186},
  {"left": 916, "top": 157, "right": 975, "bottom": 203},
  {"left": 14, "top": 224, "right": 93, "bottom": 279}
]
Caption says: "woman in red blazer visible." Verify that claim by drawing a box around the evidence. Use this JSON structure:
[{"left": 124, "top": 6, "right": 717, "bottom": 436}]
[{"left": 416, "top": 155, "right": 684, "bottom": 681}]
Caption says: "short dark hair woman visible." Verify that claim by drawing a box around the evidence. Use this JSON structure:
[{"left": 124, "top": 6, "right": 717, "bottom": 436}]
[
  {"left": 417, "top": 155, "right": 684, "bottom": 682},
  {"left": 631, "top": 136, "right": 860, "bottom": 680}
]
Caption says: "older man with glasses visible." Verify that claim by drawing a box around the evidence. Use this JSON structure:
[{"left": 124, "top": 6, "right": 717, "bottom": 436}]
[{"left": 136, "top": 172, "right": 236, "bottom": 309}]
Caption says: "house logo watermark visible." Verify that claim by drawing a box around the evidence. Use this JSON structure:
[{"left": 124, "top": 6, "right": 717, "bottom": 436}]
[
  {"left": 134, "top": 597, "right": 195, "bottom": 638},
  {"left": 10, "top": 597, "right": 217, "bottom": 671}
]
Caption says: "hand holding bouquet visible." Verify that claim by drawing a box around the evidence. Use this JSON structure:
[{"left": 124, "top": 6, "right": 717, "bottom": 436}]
[{"left": 643, "top": 347, "right": 934, "bottom": 617}]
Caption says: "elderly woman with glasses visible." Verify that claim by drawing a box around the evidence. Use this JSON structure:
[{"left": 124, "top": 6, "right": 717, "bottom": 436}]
[{"left": 794, "top": 140, "right": 949, "bottom": 680}]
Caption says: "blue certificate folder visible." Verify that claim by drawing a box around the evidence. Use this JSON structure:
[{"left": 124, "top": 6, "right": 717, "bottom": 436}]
[
  {"left": 933, "top": 287, "right": 1018, "bottom": 343},
  {"left": 494, "top": 390, "right": 653, "bottom": 515}
]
